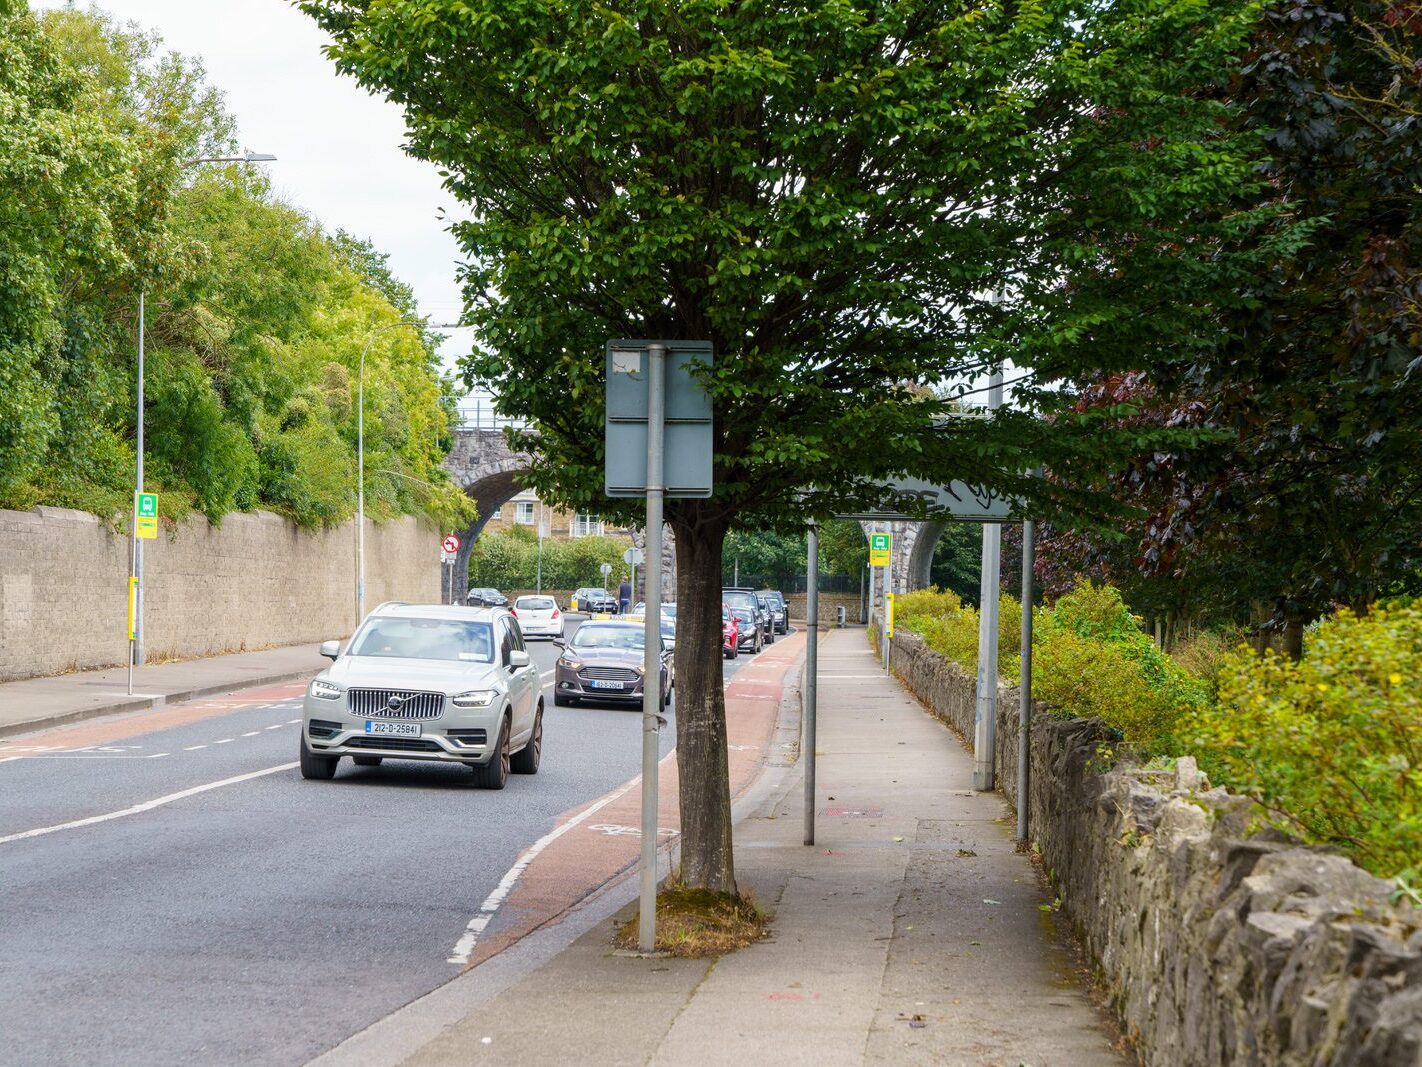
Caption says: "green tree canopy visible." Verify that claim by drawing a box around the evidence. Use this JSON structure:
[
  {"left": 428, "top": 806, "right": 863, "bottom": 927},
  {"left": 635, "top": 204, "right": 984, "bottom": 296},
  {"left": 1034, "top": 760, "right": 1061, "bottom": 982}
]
[
  {"left": 304, "top": 0, "right": 1276, "bottom": 894},
  {"left": 0, "top": 3, "right": 469, "bottom": 531}
]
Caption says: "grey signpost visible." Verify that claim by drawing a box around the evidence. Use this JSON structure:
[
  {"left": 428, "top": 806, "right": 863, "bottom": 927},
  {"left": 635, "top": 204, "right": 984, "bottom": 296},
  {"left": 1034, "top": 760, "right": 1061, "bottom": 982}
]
[
  {"left": 605, "top": 339, "right": 712, "bottom": 953},
  {"left": 803, "top": 521, "right": 819, "bottom": 846}
]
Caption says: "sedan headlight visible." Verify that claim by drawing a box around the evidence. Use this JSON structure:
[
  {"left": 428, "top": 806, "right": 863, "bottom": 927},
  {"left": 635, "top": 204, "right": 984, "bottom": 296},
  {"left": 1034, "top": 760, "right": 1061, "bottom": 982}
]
[
  {"left": 452, "top": 689, "right": 497, "bottom": 708},
  {"left": 310, "top": 679, "right": 342, "bottom": 700}
]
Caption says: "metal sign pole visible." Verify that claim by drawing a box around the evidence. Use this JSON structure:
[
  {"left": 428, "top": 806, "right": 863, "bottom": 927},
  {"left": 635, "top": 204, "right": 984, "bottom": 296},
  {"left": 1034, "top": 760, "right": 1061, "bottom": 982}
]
[
  {"left": 1017, "top": 519, "right": 1035, "bottom": 843},
  {"left": 973, "top": 369, "right": 1005, "bottom": 791},
  {"left": 638, "top": 343, "right": 666, "bottom": 953},
  {"left": 133, "top": 289, "right": 146, "bottom": 669},
  {"left": 804, "top": 522, "right": 819, "bottom": 846}
]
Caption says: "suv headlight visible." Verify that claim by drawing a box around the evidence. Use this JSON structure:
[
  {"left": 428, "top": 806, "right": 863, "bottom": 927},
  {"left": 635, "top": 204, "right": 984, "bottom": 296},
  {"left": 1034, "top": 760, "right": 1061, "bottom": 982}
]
[
  {"left": 632, "top": 663, "right": 646, "bottom": 675},
  {"left": 559, "top": 657, "right": 583, "bottom": 671},
  {"left": 452, "top": 689, "right": 497, "bottom": 708},
  {"left": 310, "top": 679, "right": 342, "bottom": 700}
]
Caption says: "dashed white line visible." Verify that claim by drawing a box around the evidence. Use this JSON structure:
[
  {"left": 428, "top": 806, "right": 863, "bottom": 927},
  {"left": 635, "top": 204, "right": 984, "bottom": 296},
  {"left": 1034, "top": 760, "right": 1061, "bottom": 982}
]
[
  {"left": 241, "top": 731, "right": 260, "bottom": 737},
  {"left": 264, "top": 724, "right": 284, "bottom": 731},
  {"left": 213, "top": 738, "right": 234, "bottom": 745},
  {"left": 0, "top": 762, "right": 298, "bottom": 847},
  {"left": 146, "top": 752, "right": 170, "bottom": 759},
  {"left": 184, "top": 745, "right": 208, "bottom": 751},
  {"left": 287, "top": 719, "right": 300, "bottom": 725}
]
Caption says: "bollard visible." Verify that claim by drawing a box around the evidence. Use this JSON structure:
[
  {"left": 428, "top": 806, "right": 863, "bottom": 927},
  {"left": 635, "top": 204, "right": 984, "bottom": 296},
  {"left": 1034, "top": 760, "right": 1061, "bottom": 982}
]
[{"left": 836, "top": 605, "right": 846, "bottom": 627}]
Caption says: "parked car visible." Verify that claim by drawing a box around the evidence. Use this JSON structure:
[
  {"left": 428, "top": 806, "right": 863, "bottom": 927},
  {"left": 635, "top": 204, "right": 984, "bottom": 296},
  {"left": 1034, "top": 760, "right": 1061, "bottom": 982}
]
[
  {"left": 466, "top": 587, "right": 508, "bottom": 608},
  {"left": 723, "top": 588, "right": 772, "bottom": 643},
  {"left": 571, "top": 587, "right": 618, "bottom": 614},
  {"left": 722, "top": 605, "right": 740, "bottom": 659},
  {"left": 754, "top": 593, "right": 778, "bottom": 645},
  {"left": 552, "top": 620, "right": 670, "bottom": 707},
  {"left": 727, "top": 603, "right": 764, "bottom": 654},
  {"left": 511, "top": 595, "right": 565, "bottom": 639},
  {"left": 301, "top": 603, "right": 542, "bottom": 789},
  {"left": 758, "top": 589, "right": 789, "bottom": 634}
]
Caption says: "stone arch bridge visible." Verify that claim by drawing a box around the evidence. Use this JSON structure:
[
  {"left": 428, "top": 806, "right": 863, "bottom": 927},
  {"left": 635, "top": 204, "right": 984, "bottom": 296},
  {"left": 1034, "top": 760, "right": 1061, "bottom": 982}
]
[{"left": 443, "top": 428, "right": 945, "bottom": 607}]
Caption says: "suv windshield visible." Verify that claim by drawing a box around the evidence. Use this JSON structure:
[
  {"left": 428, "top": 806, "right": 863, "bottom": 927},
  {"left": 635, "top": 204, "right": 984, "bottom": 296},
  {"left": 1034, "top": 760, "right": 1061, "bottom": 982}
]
[
  {"left": 723, "top": 591, "right": 758, "bottom": 612},
  {"left": 570, "top": 623, "right": 646, "bottom": 651},
  {"left": 351, "top": 618, "right": 494, "bottom": 662}
]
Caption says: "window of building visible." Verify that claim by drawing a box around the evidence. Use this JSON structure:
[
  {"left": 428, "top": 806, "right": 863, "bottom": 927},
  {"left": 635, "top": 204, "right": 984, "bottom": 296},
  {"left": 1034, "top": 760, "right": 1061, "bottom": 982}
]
[
  {"left": 571, "top": 512, "right": 603, "bottom": 538},
  {"left": 515, "top": 501, "right": 536, "bottom": 524}
]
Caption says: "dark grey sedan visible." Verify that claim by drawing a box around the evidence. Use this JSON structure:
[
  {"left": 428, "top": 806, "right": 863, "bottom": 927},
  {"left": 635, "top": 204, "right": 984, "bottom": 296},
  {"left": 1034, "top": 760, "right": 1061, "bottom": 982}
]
[{"left": 552, "top": 621, "right": 670, "bottom": 707}]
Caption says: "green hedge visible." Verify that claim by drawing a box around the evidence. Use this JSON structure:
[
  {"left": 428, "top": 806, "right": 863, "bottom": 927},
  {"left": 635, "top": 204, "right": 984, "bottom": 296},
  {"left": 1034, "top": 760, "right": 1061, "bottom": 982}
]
[
  {"left": 1188, "top": 602, "right": 1422, "bottom": 880},
  {"left": 896, "top": 579, "right": 1420, "bottom": 879},
  {"left": 468, "top": 529, "right": 634, "bottom": 592}
]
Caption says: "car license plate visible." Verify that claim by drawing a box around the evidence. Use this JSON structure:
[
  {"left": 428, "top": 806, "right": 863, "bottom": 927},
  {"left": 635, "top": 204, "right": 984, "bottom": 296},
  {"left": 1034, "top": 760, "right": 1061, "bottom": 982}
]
[
  {"left": 364, "top": 721, "right": 421, "bottom": 737},
  {"left": 588, "top": 680, "right": 625, "bottom": 690}
]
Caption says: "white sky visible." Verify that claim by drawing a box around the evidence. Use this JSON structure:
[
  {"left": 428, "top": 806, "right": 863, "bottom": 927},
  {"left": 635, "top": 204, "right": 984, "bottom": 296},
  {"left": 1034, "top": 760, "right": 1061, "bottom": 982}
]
[{"left": 35, "top": 0, "right": 480, "bottom": 398}]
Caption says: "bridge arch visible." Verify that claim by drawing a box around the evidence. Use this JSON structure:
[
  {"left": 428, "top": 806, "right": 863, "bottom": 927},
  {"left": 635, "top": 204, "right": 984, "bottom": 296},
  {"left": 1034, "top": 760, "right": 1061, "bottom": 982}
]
[{"left": 443, "top": 429, "right": 536, "bottom": 602}]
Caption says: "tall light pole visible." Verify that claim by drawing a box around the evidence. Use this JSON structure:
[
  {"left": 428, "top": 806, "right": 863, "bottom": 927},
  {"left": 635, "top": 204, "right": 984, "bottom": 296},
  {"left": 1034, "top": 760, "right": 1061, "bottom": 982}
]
[
  {"left": 355, "top": 319, "right": 461, "bottom": 623},
  {"left": 128, "top": 152, "right": 275, "bottom": 695}
]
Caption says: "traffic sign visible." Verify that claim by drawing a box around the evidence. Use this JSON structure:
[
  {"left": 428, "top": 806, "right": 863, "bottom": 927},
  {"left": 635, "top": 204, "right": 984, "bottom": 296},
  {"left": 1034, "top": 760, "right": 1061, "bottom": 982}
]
[
  {"left": 623, "top": 547, "right": 644, "bottom": 567},
  {"left": 604, "top": 340, "right": 713, "bottom": 498},
  {"left": 839, "top": 475, "right": 1023, "bottom": 524},
  {"left": 443, "top": 534, "right": 461, "bottom": 554},
  {"left": 600, "top": 562, "right": 613, "bottom": 576},
  {"left": 135, "top": 492, "right": 158, "bottom": 540},
  {"left": 869, "top": 532, "right": 892, "bottom": 567}
]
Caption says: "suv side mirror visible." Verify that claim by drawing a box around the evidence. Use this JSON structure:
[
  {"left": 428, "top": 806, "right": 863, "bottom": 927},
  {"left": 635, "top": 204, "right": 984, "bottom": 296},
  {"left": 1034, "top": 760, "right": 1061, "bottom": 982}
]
[
  {"left": 509, "top": 649, "right": 531, "bottom": 668},
  {"left": 319, "top": 640, "right": 340, "bottom": 661}
]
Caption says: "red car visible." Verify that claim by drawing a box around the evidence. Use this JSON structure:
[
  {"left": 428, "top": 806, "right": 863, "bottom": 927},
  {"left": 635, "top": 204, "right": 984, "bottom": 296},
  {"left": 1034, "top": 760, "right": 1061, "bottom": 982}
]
[{"left": 722, "top": 604, "right": 740, "bottom": 660}]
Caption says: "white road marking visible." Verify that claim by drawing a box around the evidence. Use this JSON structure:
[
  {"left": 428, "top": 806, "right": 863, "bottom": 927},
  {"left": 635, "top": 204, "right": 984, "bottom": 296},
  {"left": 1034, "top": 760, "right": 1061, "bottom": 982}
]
[
  {"left": 265, "top": 724, "right": 284, "bottom": 731},
  {"left": 0, "top": 762, "right": 299, "bottom": 847},
  {"left": 213, "top": 739, "right": 234, "bottom": 745},
  {"left": 146, "top": 752, "right": 170, "bottom": 759},
  {"left": 447, "top": 778, "right": 639, "bottom": 966},
  {"left": 184, "top": 745, "right": 208, "bottom": 751},
  {"left": 287, "top": 719, "right": 300, "bottom": 724},
  {"left": 241, "top": 732, "right": 260, "bottom": 737}
]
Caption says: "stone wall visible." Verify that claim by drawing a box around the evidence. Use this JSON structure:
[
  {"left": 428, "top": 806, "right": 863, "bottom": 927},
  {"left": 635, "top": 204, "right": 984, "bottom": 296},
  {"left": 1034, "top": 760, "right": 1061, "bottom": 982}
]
[
  {"left": 0, "top": 507, "right": 440, "bottom": 681},
  {"left": 884, "top": 626, "right": 1422, "bottom": 1065}
]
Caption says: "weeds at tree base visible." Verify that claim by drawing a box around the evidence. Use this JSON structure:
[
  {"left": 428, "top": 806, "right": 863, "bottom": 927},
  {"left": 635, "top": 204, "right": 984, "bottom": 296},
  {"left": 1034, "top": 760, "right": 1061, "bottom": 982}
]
[{"left": 615, "top": 880, "right": 767, "bottom": 958}]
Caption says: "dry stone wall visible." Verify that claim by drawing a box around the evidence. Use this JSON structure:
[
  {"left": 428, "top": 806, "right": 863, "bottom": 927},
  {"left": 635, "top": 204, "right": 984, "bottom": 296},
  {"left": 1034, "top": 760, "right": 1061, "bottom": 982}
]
[
  {"left": 883, "top": 625, "right": 1422, "bottom": 1066},
  {"left": 0, "top": 506, "right": 440, "bottom": 681}
]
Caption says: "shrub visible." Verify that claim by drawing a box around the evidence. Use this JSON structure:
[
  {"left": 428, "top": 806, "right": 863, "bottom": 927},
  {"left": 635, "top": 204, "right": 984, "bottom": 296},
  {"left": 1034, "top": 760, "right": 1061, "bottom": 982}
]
[
  {"left": 1032, "top": 581, "right": 1207, "bottom": 755},
  {"left": 1188, "top": 602, "right": 1422, "bottom": 878},
  {"left": 896, "top": 586, "right": 1022, "bottom": 681}
]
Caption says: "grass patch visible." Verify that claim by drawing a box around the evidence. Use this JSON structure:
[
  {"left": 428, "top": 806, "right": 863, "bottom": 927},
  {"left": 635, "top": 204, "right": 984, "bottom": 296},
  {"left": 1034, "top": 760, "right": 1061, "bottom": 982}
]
[{"left": 616, "top": 880, "right": 767, "bottom": 958}]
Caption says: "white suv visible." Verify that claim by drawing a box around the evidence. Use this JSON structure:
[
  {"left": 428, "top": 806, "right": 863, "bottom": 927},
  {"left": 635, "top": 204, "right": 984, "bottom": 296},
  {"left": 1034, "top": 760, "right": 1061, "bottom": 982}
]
[{"left": 300, "top": 603, "right": 542, "bottom": 789}]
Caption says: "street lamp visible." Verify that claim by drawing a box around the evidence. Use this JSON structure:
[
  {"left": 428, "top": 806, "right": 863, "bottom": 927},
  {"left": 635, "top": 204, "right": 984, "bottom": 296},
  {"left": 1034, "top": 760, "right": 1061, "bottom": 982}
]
[
  {"left": 355, "top": 319, "right": 461, "bottom": 623},
  {"left": 128, "top": 151, "right": 275, "bottom": 695}
]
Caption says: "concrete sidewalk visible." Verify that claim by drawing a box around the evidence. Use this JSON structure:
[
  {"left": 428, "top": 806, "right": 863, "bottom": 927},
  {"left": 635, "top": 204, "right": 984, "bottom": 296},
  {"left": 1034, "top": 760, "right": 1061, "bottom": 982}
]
[
  {"left": 394, "top": 628, "right": 1123, "bottom": 1066},
  {"left": 0, "top": 643, "right": 327, "bottom": 739}
]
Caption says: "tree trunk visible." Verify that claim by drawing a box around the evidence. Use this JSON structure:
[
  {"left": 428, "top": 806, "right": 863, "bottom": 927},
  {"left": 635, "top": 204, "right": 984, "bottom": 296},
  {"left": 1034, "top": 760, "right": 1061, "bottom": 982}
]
[{"left": 670, "top": 512, "right": 737, "bottom": 895}]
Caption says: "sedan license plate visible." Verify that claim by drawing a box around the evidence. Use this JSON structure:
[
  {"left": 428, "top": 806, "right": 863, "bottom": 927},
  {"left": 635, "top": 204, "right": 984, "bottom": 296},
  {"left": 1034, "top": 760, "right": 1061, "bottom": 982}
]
[
  {"left": 588, "top": 680, "right": 626, "bottom": 690},
  {"left": 364, "top": 721, "right": 422, "bottom": 737}
]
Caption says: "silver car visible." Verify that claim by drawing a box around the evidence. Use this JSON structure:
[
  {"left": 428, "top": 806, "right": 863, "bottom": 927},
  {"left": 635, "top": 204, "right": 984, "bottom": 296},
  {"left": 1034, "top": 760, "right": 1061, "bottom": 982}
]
[{"left": 300, "top": 603, "right": 543, "bottom": 789}]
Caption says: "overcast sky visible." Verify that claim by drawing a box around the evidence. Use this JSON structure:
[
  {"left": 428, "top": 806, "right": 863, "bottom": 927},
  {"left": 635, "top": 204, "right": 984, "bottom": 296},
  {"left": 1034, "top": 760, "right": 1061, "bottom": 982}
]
[{"left": 36, "top": 0, "right": 481, "bottom": 396}]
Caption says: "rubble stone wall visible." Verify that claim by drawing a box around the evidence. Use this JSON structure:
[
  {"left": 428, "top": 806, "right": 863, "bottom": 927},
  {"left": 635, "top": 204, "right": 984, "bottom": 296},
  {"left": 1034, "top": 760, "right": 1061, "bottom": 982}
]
[{"left": 884, "top": 625, "right": 1422, "bottom": 1066}]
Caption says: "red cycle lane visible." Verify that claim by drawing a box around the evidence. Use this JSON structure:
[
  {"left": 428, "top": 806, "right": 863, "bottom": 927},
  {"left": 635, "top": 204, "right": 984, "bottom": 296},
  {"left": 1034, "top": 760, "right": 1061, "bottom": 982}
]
[{"left": 459, "top": 633, "right": 805, "bottom": 970}]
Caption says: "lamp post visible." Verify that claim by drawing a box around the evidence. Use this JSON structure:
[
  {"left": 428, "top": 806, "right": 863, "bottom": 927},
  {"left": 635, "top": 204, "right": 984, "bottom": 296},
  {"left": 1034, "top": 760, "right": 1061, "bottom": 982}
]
[
  {"left": 355, "top": 319, "right": 460, "bottom": 623},
  {"left": 128, "top": 152, "right": 275, "bottom": 696}
]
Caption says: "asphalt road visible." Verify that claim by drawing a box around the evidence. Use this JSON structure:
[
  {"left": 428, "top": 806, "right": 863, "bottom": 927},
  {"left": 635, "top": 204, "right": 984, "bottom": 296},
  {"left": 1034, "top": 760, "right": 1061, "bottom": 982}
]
[{"left": 0, "top": 618, "right": 769, "bottom": 1066}]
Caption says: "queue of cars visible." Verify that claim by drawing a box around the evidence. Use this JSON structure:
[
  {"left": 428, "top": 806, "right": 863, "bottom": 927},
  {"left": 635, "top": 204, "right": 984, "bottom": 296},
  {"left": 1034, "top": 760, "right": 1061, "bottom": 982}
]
[{"left": 301, "top": 585, "right": 792, "bottom": 783}]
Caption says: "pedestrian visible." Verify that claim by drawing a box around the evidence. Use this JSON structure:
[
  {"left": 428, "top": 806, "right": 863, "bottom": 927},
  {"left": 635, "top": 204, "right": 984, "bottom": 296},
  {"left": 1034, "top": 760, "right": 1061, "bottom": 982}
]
[{"left": 618, "top": 574, "right": 632, "bottom": 616}]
